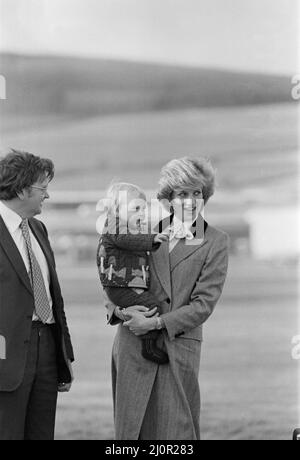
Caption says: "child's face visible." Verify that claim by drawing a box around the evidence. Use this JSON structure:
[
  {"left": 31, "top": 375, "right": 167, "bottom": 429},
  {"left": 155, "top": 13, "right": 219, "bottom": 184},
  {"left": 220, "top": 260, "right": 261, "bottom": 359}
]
[{"left": 118, "top": 192, "right": 147, "bottom": 231}]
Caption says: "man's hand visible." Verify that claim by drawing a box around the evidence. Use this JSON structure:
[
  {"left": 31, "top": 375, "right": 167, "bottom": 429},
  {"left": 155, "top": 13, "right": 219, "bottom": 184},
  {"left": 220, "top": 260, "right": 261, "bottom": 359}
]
[
  {"left": 123, "top": 311, "right": 159, "bottom": 336},
  {"left": 58, "top": 360, "right": 74, "bottom": 393}
]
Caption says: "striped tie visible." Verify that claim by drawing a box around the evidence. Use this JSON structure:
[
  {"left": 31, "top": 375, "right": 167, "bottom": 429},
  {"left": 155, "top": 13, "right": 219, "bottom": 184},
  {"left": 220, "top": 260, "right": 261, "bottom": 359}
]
[{"left": 20, "top": 219, "right": 51, "bottom": 324}]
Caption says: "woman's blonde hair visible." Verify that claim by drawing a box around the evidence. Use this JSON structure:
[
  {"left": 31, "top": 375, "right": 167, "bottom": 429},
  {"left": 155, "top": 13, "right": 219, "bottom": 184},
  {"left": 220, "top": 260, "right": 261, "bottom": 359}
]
[{"left": 157, "top": 157, "right": 216, "bottom": 205}]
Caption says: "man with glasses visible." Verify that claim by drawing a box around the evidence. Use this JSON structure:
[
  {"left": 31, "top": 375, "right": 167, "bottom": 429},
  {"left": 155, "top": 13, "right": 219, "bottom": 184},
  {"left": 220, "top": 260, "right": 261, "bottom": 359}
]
[{"left": 0, "top": 149, "right": 74, "bottom": 440}]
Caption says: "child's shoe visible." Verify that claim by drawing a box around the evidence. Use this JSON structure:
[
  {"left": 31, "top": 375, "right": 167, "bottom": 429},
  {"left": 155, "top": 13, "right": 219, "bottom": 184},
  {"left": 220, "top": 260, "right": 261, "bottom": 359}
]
[{"left": 141, "top": 338, "right": 169, "bottom": 365}]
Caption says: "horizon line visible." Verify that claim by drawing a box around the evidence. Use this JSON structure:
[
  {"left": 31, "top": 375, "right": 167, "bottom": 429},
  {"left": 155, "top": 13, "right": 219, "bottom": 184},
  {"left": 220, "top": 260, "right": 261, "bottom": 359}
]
[{"left": 0, "top": 50, "right": 293, "bottom": 79}]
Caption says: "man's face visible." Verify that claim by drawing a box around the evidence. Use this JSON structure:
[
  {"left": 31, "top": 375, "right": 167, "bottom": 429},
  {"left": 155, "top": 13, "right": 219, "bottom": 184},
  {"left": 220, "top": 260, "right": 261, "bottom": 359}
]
[{"left": 21, "top": 177, "right": 50, "bottom": 218}]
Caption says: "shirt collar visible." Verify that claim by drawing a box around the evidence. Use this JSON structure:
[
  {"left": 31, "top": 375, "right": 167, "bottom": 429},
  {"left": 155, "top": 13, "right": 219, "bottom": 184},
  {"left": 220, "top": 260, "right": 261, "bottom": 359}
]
[
  {"left": 173, "top": 214, "right": 197, "bottom": 231},
  {"left": 169, "top": 215, "right": 196, "bottom": 242},
  {"left": 0, "top": 201, "right": 23, "bottom": 234}
]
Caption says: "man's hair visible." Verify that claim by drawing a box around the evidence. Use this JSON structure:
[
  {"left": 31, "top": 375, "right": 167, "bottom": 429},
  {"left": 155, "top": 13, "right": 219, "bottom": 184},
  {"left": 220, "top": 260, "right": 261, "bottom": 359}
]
[{"left": 0, "top": 149, "right": 55, "bottom": 200}]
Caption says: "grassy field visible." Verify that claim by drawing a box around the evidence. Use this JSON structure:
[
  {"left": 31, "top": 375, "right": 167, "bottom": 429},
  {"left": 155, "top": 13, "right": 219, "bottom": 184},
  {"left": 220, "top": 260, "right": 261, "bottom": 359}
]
[
  {"left": 0, "top": 103, "right": 298, "bottom": 198},
  {"left": 53, "top": 256, "right": 299, "bottom": 440}
]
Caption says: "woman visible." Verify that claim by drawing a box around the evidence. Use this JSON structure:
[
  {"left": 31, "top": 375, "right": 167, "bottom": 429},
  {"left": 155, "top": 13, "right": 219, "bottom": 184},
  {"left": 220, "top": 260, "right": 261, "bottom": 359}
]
[{"left": 106, "top": 157, "right": 229, "bottom": 440}]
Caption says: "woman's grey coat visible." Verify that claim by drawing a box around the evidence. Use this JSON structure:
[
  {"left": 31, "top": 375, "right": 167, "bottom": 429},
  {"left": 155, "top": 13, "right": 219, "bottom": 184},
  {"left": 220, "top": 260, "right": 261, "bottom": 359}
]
[{"left": 107, "top": 221, "right": 229, "bottom": 440}]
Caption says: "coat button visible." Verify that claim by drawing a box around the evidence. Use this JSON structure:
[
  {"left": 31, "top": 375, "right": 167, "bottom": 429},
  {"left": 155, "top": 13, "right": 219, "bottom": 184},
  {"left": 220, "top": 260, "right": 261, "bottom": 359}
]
[{"left": 166, "top": 298, "right": 171, "bottom": 304}]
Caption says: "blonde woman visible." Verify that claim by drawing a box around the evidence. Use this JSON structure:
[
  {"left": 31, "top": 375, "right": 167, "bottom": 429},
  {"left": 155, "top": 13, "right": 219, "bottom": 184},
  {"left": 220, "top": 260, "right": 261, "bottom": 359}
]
[{"left": 106, "top": 157, "right": 229, "bottom": 440}]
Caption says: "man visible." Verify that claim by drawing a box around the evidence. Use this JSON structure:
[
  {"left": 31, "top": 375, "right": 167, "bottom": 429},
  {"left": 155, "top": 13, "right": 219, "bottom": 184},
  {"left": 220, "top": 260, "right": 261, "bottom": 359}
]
[{"left": 0, "top": 150, "right": 74, "bottom": 440}]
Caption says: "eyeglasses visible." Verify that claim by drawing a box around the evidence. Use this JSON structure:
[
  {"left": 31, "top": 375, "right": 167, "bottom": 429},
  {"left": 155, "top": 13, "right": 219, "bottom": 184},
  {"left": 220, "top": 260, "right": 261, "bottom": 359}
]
[{"left": 31, "top": 186, "right": 49, "bottom": 196}]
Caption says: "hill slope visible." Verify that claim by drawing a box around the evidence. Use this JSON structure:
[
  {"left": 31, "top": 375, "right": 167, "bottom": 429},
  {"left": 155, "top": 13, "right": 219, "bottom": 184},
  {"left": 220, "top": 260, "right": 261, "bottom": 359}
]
[{"left": 0, "top": 53, "right": 292, "bottom": 121}]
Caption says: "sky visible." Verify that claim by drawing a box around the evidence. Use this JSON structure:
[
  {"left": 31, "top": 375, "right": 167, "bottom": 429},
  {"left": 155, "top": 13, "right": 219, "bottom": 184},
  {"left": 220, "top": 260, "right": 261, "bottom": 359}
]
[{"left": 0, "top": 0, "right": 298, "bottom": 74}]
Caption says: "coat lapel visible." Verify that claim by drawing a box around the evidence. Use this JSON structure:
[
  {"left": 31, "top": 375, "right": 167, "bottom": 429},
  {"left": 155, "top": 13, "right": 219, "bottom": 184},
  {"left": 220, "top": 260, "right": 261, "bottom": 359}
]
[
  {"left": 169, "top": 217, "right": 209, "bottom": 272},
  {"left": 151, "top": 215, "right": 173, "bottom": 299},
  {"left": 151, "top": 215, "right": 208, "bottom": 297},
  {"left": 0, "top": 215, "right": 33, "bottom": 296},
  {"left": 151, "top": 241, "right": 172, "bottom": 300}
]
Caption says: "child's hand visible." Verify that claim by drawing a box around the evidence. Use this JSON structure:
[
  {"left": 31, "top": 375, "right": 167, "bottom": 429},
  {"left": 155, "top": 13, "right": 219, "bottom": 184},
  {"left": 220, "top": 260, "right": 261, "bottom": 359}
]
[{"left": 154, "top": 233, "right": 169, "bottom": 244}]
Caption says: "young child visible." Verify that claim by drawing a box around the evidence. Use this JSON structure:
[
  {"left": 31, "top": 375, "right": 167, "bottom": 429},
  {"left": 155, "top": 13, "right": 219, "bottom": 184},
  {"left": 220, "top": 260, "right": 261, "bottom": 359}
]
[{"left": 97, "top": 182, "right": 169, "bottom": 365}]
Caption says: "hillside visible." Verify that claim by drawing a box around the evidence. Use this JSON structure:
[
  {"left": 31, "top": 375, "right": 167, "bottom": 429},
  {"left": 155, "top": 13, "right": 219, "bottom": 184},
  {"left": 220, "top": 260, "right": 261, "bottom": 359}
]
[
  {"left": 1, "top": 103, "right": 297, "bottom": 200},
  {"left": 0, "top": 53, "right": 292, "bottom": 123}
]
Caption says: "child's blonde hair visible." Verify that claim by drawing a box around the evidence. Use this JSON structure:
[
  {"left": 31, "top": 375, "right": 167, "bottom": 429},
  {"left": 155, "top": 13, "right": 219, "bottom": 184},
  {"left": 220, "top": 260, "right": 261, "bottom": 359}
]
[{"left": 105, "top": 182, "right": 147, "bottom": 216}]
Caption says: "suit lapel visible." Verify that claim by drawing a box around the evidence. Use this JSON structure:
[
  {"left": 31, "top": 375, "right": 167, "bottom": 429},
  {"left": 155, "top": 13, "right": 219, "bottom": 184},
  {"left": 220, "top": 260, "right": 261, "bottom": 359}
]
[
  {"left": 0, "top": 215, "right": 33, "bottom": 296},
  {"left": 29, "top": 219, "right": 61, "bottom": 313},
  {"left": 169, "top": 217, "right": 209, "bottom": 272},
  {"left": 29, "top": 219, "right": 64, "bottom": 320},
  {"left": 29, "top": 219, "right": 56, "bottom": 275}
]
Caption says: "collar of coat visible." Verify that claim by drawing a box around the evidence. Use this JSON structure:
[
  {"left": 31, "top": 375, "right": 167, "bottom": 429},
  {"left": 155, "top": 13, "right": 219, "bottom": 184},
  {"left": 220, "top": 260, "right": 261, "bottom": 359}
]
[
  {"left": 155, "top": 213, "right": 208, "bottom": 238},
  {"left": 151, "top": 214, "right": 208, "bottom": 299}
]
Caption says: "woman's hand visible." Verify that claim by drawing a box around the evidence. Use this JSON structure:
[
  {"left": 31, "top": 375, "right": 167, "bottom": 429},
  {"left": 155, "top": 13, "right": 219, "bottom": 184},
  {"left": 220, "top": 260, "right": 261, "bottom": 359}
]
[
  {"left": 123, "top": 311, "right": 159, "bottom": 336},
  {"left": 115, "top": 305, "right": 157, "bottom": 320},
  {"left": 125, "top": 306, "right": 157, "bottom": 317}
]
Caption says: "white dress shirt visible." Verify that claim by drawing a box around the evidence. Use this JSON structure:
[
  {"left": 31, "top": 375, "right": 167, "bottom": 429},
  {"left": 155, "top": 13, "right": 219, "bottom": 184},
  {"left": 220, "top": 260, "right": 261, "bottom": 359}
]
[{"left": 0, "top": 201, "right": 55, "bottom": 324}]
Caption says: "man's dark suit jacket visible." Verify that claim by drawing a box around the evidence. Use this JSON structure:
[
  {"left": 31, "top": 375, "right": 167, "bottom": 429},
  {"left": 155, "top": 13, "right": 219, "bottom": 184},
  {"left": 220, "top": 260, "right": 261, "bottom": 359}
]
[{"left": 0, "top": 215, "right": 74, "bottom": 392}]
